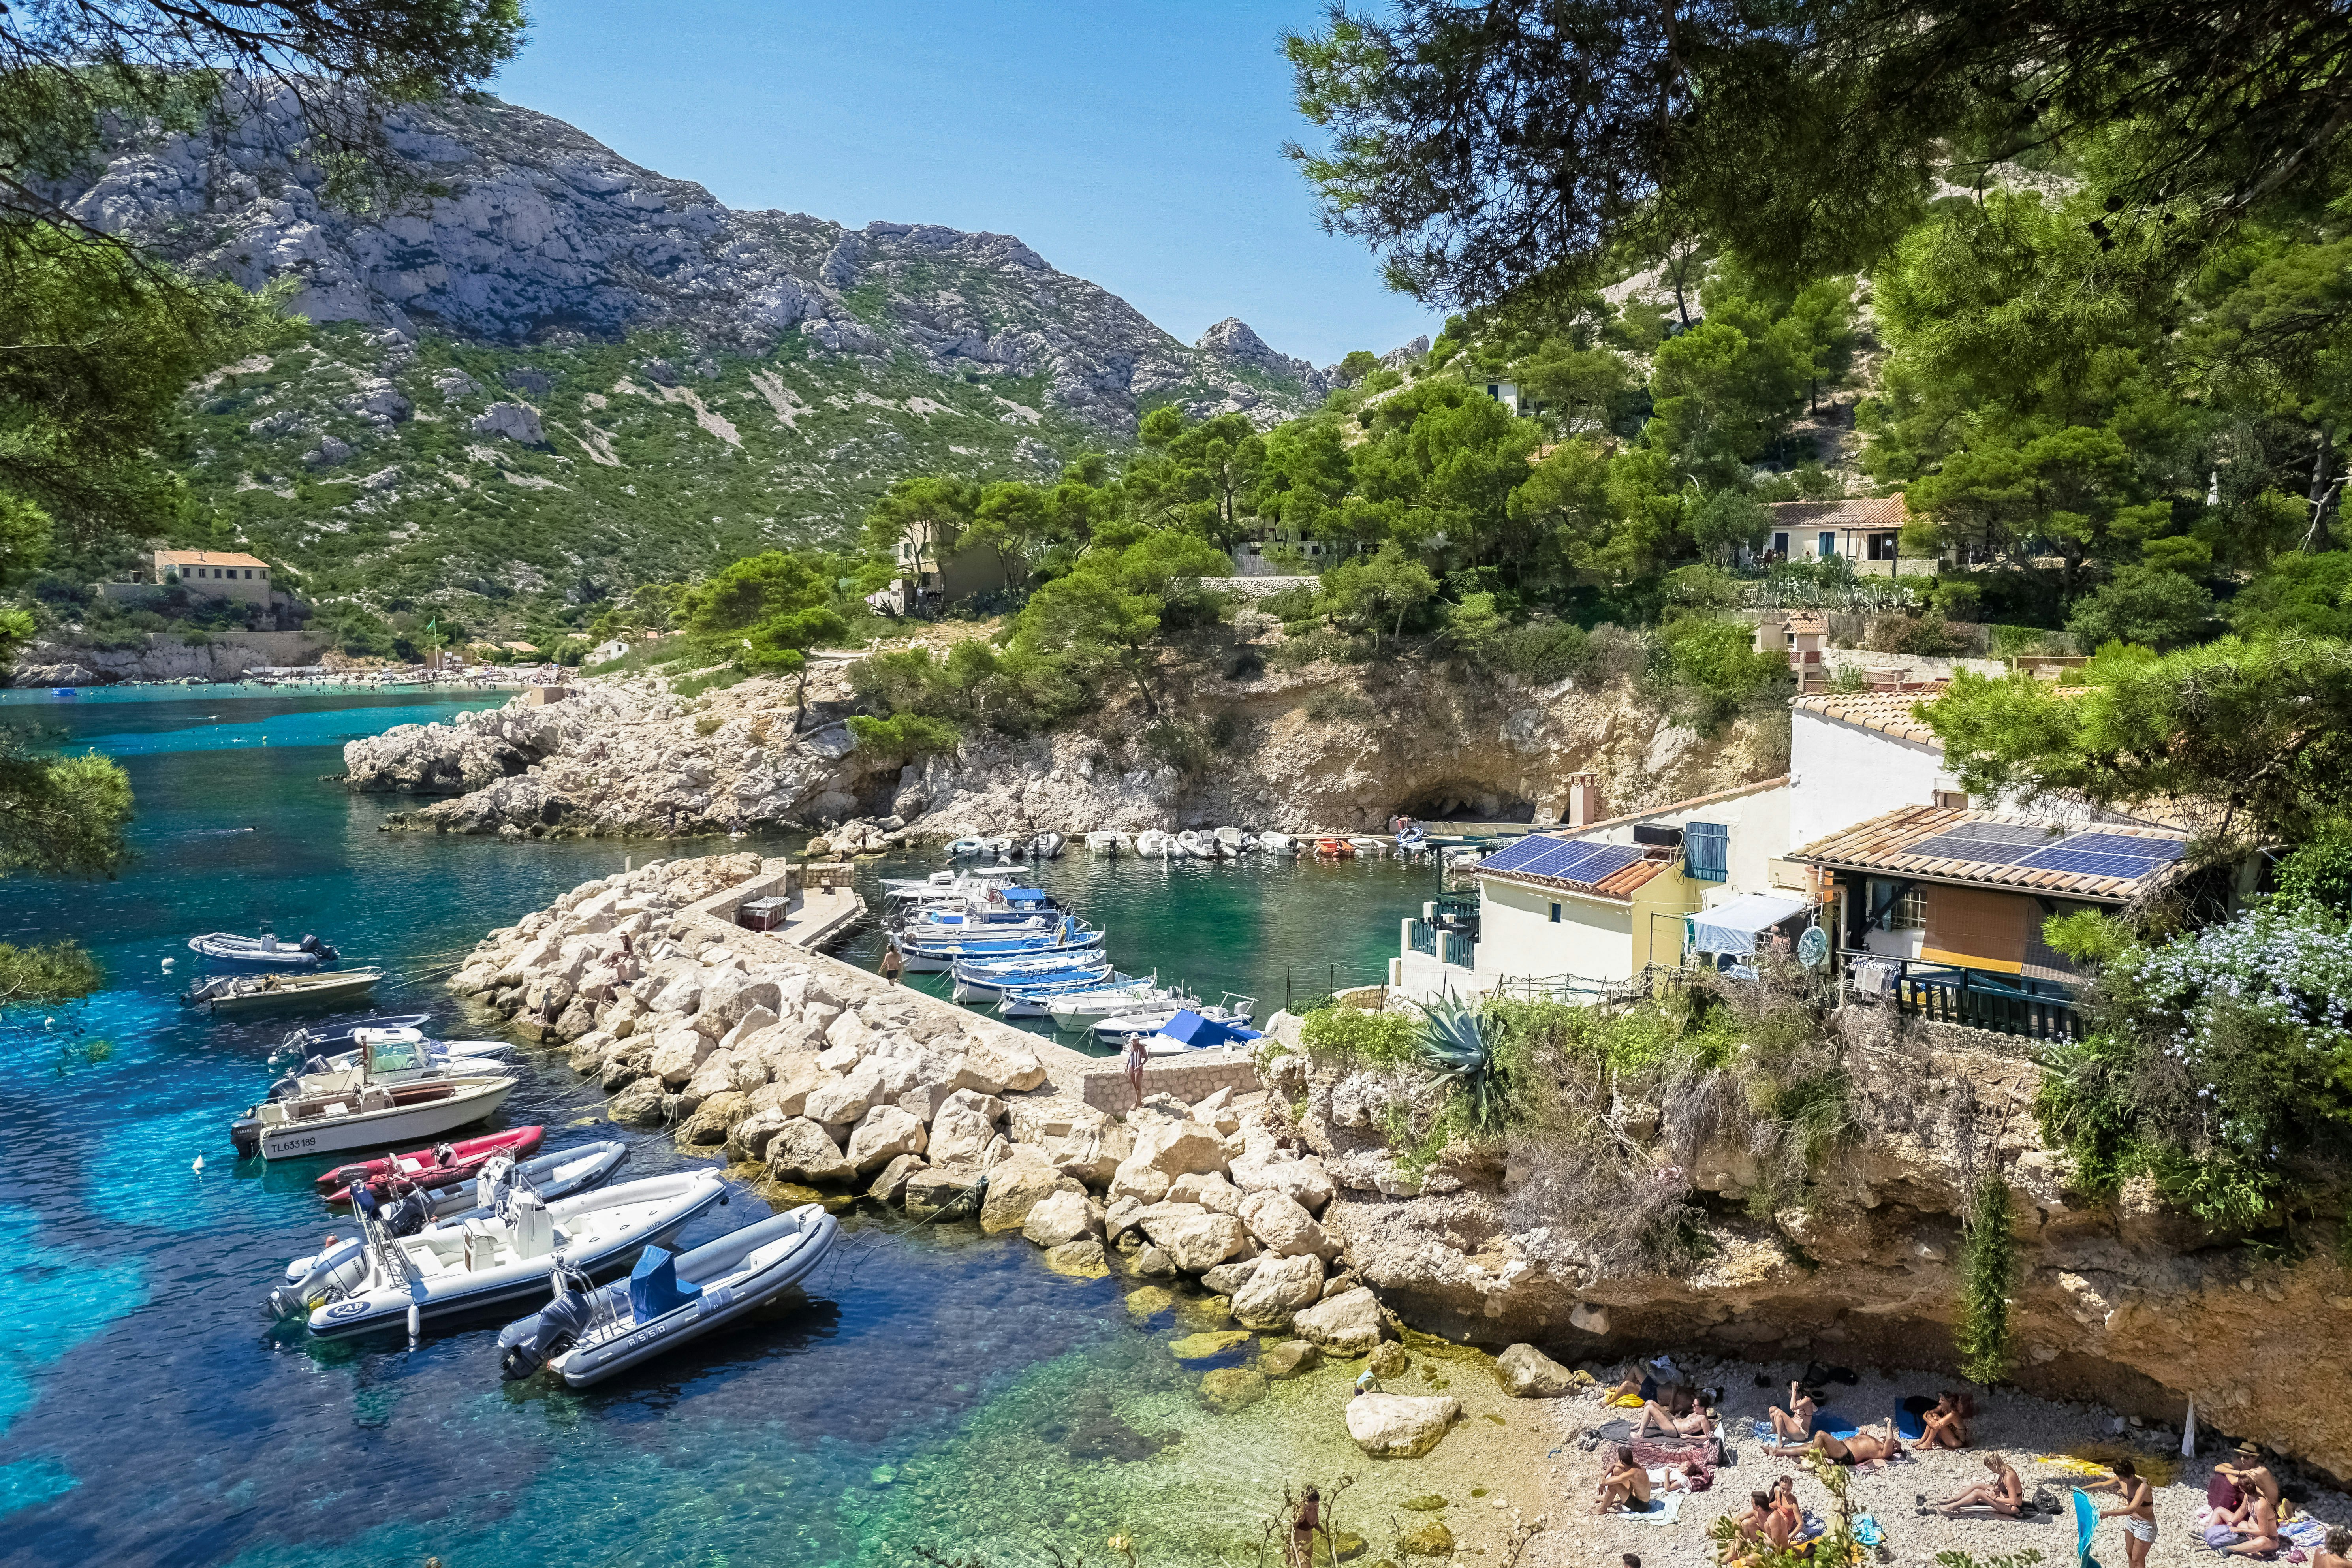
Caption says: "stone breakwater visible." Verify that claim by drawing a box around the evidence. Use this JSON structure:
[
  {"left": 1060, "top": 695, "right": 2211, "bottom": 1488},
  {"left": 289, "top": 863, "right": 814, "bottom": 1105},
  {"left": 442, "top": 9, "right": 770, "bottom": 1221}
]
[
  {"left": 456, "top": 852, "right": 1485, "bottom": 1455},
  {"left": 351, "top": 653, "right": 1779, "bottom": 840}
]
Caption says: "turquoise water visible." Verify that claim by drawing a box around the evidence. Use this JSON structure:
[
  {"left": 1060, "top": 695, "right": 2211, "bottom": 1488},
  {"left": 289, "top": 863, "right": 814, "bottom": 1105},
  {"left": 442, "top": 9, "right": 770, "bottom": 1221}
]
[{"left": 0, "top": 688, "right": 1439, "bottom": 1567}]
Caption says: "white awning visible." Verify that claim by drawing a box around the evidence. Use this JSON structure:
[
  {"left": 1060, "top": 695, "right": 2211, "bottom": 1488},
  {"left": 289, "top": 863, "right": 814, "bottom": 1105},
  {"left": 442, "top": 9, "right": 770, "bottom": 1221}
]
[{"left": 1688, "top": 893, "right": 1810, "bottom": 956}]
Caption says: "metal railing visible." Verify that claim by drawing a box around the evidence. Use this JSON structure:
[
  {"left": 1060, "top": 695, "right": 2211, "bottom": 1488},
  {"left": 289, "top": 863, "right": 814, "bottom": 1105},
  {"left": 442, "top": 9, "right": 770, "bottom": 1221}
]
[
  {"left": 1404, "top": 920, "right": 1476, "bottom": 969},
  {"left": 1285, "top": 964, "right": 1392, "bottom": 1012},
  {"left": 1841, "top": 950, "right": 2082, "bottom": 1040}
]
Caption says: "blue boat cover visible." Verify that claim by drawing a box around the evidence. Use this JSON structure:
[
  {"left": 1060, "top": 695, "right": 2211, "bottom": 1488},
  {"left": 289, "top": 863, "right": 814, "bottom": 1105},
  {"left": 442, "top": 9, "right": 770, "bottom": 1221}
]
[
  {"left": 630, "top": 1246, "right": 702, "bottom": 1323},
  {"left": 1001, "top": 887, "right": 1051, "bottom": 905},
  {"left": 1156, "top": 1010, "right": 1263, "bottom": 1049}
]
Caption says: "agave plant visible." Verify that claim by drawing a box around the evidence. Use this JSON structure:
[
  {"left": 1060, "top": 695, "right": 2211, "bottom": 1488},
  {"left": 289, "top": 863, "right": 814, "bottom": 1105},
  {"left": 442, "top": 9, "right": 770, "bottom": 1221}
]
[{"left": 1416, "top": 997, "right": 1510, "bottom": 1136}]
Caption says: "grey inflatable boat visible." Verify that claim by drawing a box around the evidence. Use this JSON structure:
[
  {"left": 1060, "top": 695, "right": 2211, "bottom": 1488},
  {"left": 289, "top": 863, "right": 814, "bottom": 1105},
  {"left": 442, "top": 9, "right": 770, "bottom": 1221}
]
[{"left": 496, "top": 1203, "right": 838, "bottom": 1387}]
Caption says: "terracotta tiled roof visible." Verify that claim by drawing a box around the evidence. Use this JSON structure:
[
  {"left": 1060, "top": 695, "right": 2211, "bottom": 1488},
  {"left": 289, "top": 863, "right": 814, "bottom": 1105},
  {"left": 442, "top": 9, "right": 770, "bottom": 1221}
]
[
  {"left": 1790, "top": 686, "right": 1950, "bottom": 745},
  {"left": 155, "top": 549, "right": 267, "bottom": 569},
  {"left": 1766, "top": 498, "right": 1908, "bottom": 529},
  {"left": 1788, "top": 805, "right": 2188, "bottom": 902},
  {"left": 1483, "top": 852, "right": 1679, "bottom": 902}
]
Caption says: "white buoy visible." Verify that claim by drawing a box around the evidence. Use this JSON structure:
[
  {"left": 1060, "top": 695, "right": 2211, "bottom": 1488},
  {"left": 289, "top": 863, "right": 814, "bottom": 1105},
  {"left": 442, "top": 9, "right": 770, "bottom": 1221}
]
[
  {"left": 407, "top": 1303, "right": 421, "bottom": 1341},
  {"left": 162, "top": 957, "right": 175, "bottom": 971},
  {"left": 191, "top": 1154, "right": 204, "bottom": 1174}
]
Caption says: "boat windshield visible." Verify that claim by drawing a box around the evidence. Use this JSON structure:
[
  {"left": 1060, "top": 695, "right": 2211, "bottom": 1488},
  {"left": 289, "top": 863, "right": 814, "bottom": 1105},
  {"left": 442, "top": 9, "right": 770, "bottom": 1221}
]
[{"left": 367, "top": 1039, "right": 428, "bottom": 1074}]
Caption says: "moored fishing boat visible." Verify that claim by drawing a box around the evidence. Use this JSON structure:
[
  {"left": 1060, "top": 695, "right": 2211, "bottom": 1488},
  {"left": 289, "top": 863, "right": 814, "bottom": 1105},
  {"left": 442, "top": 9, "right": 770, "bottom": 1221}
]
[
  {"left": 1094, "top": 993, "right": 1254, "bottom": 1042},
  {"left": 1027, "top": 831, "right": 1065, "bottom": 859},
  {"left": 1139, "top": 1006, "right": 1266, "bottom": 1056},
  {"left": 949, "top": 956, "right": 1115, "bottom": 1002},
  {"left": 1085, "top": 831, "right": 1128, "bottom": 855},
  {"left": 299, "top": 1027, "right": 514, "bottom": 1081},
  {"left": 1258, "top": 831, "right": 1296, "bottom": 853},
  {"left": 1174, "top": 829, "right": 1217, "bottom": 858},
  {"left": 284, "top": 1168, "right": 728, "bottom": 1339},
  {"left": 892, "top": 916, "right": 1104, "bottom": 973},
  {"left": 230, "top": 1068, "right": 514, "bottom": 1160},
  {"left": 1347, "top": 835, "right": 1386, "bottom": 856},
  {"left": 994, "top": 969, "right": 1144, "bottom": 1015},
  {"left": 496, "top": 1203, "right": 840, "bottom": 1386},
  {"left": 1041, "top": 979, "right": 1175, "bottom": 1028},
  {"left": 185, "top": 967, "right": 385, "bottom": 1015},
  {"left": 1134, "top": 829, "right": 1172, "bottom": 857}
]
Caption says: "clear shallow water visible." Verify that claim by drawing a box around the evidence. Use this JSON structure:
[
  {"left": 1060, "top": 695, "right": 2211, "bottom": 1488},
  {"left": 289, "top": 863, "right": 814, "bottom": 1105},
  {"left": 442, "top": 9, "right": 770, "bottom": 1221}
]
[{"left": 0, "top": 688, "right": 1438, "bottom": 1566}]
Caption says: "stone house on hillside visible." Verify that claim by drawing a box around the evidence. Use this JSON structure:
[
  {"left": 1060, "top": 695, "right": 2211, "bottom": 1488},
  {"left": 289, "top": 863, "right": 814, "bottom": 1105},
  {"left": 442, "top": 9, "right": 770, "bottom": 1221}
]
[{"left": 1765, "top": 497, "right": 1907, "bottom": 571}]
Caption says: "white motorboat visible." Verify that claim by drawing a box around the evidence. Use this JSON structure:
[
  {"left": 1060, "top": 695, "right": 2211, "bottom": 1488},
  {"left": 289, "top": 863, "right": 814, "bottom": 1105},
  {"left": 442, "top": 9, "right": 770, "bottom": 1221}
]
[
  {"left": 1214, "top": 827, "right": 1247, "bottom": 855},
  {"left": 230, "top": 1069, "right": 515, "bottom": 1161},
  {"left": 188, "top": 927, "right": 340, "bottom": 970},
  {"left": 1042, "top": 980, "right": 1175, "bottom": 1028},
  {"left": 288, "top": 1168, "right": 729, "bottom": 1339},
  {"left": 996, "top": 969, "right": 1145, "bottom": 1015},
  {"left": 185, "top": 967, "right": 384, "bottom": 1015},
  {"left": 946, "top": 837, "right": 990, "bottom": 857},
  {"left": 297, "top": 1027, "right": 513, "bottom": 1079},
  {"left": 1134, "top": 830, "right": 1173, "bottom": 857},
  {"left": 980, "top": 835, "right": 1014, "bottom": 858},
  {"left": 274, "top": 1142, "right": 633, "bottom": 1312},
  {"left": 1028, "top": 831, "right": 1065, "bottom": 859},
  {"left": 1348, "top": 835, "right": 1387, "bottom": 856},
  {"left": 497, "top": 1203, "right": 840, "bottom": 1386},
  {"left": 1085, "top": 831, "right": 1128, "bottom": 855},
  {"left": 1093, "top": 995, "right": 1252, "bottom": 1042},
  {"left": 1259, "top": 832, "right": 1297, "bottom": 852},
  {"left": 1175, "top": 829, "right": 1217, "bottom": 859}
]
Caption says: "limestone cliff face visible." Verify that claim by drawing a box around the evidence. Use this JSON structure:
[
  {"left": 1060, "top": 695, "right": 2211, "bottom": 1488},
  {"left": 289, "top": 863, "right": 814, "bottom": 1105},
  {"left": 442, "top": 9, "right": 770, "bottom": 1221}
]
[
  {"left": 51, "top": 84, "right": 1325, "bottom": 433},
  {"left": 1284, "top": 1029, "right": 2352, "bottom": 1481},
  {"left": 340, "top": 655, "right": 1781, "bottom": 838}
]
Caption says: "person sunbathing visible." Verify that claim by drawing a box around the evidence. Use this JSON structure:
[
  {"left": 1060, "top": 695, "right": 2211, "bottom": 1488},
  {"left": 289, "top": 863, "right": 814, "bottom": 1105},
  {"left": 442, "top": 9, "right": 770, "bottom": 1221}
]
[
  {"left": 1602, "top": 1356, "right": 1685, "bottom": 1404},
  {"left": 1633, "top": 1387, "right": 1717, "bottom": 1440},
  {"left": 1768, "top": 1380, "right": 1820, "bottom": 1441},
  {"left": 1918, "top": 1391, "right": 1975, "bottom": 1451},
  {"left": 1776, "top": 1416, "right": 1905, "bottom": 1464},
  {"left": 1593, "top": 1445, "right": 1654, "bottom": 1515},
  {"left": 1933, "top": 1452, "right": 2023, "bottom": 1516}
]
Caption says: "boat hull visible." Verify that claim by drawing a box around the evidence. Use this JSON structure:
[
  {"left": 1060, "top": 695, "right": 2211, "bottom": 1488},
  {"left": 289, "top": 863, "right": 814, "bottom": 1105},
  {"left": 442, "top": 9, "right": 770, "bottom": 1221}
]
[
  {"left": 317, "top": 1124, "right": 547, "bottom": 1201},
  {"left": 304, "top": 1171, "right": 725, "bottom": 1339},
  {"left": 245, "top": 1076, "right": 515, "bottom": 1161},
  {"left": 523, "top": 1206, "right": 840, "bottom": 1387}
]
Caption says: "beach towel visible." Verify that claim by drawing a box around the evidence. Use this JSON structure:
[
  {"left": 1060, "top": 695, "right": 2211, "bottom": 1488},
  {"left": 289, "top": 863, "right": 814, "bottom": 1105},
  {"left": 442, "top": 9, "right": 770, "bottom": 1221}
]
[
  {"left": 1594, "top": 1418, "right": 1637, "bottom": 1445},
  {"left": 1632, "top": 1491, "right": 1686, "bottom": 1526},
  {"left": 1795, "top": 1511, "right": 1827, "bottom": 1544},
  {"left": 1897, "top": 1396, "right": 1938, "bottom": 1442},
  {"left": 1853, "top": 1515, "right": 1886, "bottom": 1548},
  {"left": 2282, "top": 1517, "right": 2330, "bottom": 1549},
  {"left": 2073, "top": 1489, "right": 2103, "bottom": 1568},
  {"left": 1818, "top": 1412, "right": 1861, "bottom": 1438},
  {"left": 1632, "top": 1435, "right": 1717, "bottom": 1491},
  {"left": 1609, "top": 1392, "right": 1647, "bottom": 1409}
]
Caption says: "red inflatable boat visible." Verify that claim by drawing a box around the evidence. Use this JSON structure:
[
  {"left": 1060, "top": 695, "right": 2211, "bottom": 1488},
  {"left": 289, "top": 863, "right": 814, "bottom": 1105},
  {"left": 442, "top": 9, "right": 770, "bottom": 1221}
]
[{"left": 315, "top": 1125, "right": 545, "bottom": 1202}]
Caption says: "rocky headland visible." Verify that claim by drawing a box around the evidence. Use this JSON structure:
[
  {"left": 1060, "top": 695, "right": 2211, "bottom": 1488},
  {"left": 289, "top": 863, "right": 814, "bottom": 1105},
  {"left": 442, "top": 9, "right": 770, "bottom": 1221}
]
[
  {"left": 469, "top": 852, "right": 2352, "bottom": 1485},
  {"left": 344, "top": 647, "right": 1781, "bottom": 839}
]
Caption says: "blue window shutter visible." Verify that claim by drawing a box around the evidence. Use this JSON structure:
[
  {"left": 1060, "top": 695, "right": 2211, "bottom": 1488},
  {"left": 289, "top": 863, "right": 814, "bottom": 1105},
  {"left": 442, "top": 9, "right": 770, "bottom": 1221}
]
[{"left": 1686, "top": 822, "right": 1729, "bottom": 883}]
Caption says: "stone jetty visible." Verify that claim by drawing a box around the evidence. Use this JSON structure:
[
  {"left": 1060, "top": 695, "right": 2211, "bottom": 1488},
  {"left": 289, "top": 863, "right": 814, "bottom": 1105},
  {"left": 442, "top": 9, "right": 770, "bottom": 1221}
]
[{"left": 456, "top": 852, "right": 1429, "bottom": 1438}]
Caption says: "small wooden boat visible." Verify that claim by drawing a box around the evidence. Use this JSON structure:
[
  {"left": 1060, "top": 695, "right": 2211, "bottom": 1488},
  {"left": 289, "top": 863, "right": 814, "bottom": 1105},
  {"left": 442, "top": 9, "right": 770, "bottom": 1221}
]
[
  {"left": 185, "top": 967, "right": 384, "bottom": 1015},
  {"left": 316, "top": 1126, "right": 547, "bottom": 1201},
  {"left": 229, "top": 1069, "right": 513, "bottom": 1161},
  {"left": 188, "top": 927, "right": 340, "bottom": 970}
]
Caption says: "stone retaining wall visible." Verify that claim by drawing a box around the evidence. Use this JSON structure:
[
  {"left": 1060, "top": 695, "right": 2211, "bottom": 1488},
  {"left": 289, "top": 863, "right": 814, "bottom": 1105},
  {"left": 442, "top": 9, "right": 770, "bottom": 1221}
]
[{"left": 1081, "top": 1047, "right": 1262, "bottom": 1113}]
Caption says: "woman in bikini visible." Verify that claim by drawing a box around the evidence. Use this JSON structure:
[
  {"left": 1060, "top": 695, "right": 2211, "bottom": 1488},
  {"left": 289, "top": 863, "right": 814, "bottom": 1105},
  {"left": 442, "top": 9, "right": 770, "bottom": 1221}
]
[
  {"left": 1594, "top": 1445, "right": 1654, "bottom": 1515},
  {"left": 1633, "top": 1385, "right": 1717, "bottom": 1440},
  {"left": 1918, "top": 1391, "right": 1975, "bottom": 1450},
  {"left": 2091, "top": 1459, "right": 2158, "bottom": 1568},
  {"left": 1768, "top": 1380, "right": 1820, "bottom": 1442},
  {"left": 1934, "top": 1452, "right": 2023, "bottom": 1517}
]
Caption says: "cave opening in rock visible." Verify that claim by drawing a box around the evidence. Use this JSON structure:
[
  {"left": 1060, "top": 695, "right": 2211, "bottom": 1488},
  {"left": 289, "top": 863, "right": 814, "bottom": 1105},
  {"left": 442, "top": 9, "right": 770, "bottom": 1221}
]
[{"left": 1396, "top": 784, "right": 1536, "bottom": 823}]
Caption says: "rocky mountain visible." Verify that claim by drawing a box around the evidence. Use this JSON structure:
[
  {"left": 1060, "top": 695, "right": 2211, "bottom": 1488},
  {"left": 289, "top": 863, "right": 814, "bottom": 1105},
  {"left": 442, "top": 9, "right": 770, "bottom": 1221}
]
[{"left": 49, "top": 84, "right": 1335, "bottom": 617}]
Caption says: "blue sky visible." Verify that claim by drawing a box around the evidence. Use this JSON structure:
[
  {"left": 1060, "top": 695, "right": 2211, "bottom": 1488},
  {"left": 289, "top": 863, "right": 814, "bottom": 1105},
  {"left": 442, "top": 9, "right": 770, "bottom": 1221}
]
[{"left": 491, "top": 1, "right": 1438, "bottom": 369}]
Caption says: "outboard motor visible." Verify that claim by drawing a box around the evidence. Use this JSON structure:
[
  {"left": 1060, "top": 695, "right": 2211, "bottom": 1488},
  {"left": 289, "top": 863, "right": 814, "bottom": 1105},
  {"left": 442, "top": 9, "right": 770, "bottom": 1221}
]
[
  {"left": 380, "top": 1187, "right": 433, "bottom": 1238},
  {"left": 498, "top": 1266, "right": 594, "bottom": 1380},
  {"left": 229, "top": 1112, "right": 262, "bottom": 1159},
  {"left": 266, "top": 1071, "right": 305, "bottom": 1104},
  {"left": 269, "top": 1233, "right": 370, "bottom": 1320}
]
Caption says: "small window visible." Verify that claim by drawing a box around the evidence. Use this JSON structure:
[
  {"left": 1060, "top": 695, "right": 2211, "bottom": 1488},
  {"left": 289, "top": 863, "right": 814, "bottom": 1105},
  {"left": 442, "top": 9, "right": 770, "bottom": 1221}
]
[
  {"left": 1933, "top": 789, "right": 1969, "bottom": 810},
  {"left": 1549, "top": 902, "right": 1561, "bottom": 924}
]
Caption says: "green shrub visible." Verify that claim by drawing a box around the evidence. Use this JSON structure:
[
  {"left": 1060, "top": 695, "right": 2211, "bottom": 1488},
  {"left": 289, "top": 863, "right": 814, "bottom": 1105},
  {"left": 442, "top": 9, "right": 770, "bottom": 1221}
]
[
  {"left": 1955, "top": 1173, "right": 2019, "bottom": 1384},
  {"left": 1258, "top": 585, "right": 1316, "bottom": 621},
  {"left": 1299, "top": 1006, "right": 1421, "bottom": 1069},
  {"left": 845, "top": 712, "right": 961, "bottom": 764},
  {"left": 1865, "top": 613, "right": 1966, "bottom": 658},
  {"left": 693, "top": 716, "right": 722, "bottom": 736},
  {"left": 1303, "top": 688, "right": 1373, "bottom": 722},
  {"left": 2273, "top": 822, "right": 2352, "bottom": 914},
  {"left": 1656, "top": 615, "right": 1788, "bottom": 726}
]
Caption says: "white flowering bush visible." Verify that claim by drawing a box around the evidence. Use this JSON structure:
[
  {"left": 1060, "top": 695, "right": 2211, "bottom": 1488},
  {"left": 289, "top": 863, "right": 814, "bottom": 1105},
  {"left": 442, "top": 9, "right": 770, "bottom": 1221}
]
[{"left": 2038, "top": 899, "right": 2352, "bottom": 1230}]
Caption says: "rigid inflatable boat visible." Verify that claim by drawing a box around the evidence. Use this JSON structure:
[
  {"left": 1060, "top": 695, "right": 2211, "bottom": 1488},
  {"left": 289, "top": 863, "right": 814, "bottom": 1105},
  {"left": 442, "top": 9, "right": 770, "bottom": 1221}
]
[{"left": 496, "top": 1203, "right": 839, "bottom": 1387}]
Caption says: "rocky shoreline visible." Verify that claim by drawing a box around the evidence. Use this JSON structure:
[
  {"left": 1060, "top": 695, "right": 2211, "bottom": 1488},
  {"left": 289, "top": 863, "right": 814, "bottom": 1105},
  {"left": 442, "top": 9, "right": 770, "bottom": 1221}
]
[
  {"left": 461, "top": 852, "right": 2352, "bottom": 1484},
  {"left": 453, "top": 850, "right": 1500, "bottom": 1456},
  {"left": 348, "top": 650, "right": 1779, "bottom": 840}
]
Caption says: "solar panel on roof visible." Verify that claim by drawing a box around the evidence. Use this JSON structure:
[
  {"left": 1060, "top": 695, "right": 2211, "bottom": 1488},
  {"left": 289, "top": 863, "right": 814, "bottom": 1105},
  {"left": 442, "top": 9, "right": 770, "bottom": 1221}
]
[
  {"left": 2046, "top": 832, "right": 2184, "bottom": 863},
  {"left": 2012, "top": 846, "right": 2158, "bottom": 880},
  {"left": 1478, "top": 837, "right": 1558, "bottom": 875}
]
